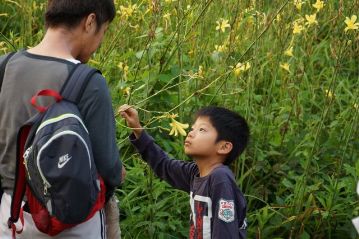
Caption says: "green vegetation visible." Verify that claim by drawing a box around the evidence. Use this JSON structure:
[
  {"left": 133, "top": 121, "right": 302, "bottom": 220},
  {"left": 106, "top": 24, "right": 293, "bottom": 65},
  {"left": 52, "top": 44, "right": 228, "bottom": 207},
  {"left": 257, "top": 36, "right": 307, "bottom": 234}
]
[{"left": 1, "top": 0, "right": 358, "bottom": 238}]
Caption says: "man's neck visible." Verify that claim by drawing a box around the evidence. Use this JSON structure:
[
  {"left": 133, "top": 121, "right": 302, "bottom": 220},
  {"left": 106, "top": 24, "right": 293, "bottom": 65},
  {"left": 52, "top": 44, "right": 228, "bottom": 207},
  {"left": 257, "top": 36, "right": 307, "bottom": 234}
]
[{"left": 27, "top": 27, "right": 80, "bottom": 60}]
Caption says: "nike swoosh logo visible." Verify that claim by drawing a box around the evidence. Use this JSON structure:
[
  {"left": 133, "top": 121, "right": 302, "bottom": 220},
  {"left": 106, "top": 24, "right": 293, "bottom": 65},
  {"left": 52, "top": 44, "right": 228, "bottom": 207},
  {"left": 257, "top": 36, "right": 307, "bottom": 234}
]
[{"left": 58, "top": 157, "right": 72, "bottom": 169}]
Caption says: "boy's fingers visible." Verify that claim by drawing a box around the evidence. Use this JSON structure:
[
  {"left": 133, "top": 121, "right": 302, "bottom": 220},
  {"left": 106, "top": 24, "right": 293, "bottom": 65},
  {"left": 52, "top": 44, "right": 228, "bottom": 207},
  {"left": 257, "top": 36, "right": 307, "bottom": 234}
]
[
  {"left": 120, "top": 111, "right": 127, "bottom": 118},
  {"left": 124, "top": 105, "right": 133, "bottom": 112},
  {"left": 118, "top": 104, "right": 132, "bottom": 113}
]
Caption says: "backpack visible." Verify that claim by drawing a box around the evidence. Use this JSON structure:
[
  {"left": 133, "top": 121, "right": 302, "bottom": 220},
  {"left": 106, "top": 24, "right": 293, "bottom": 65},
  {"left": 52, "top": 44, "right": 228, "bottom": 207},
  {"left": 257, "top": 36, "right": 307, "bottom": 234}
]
[{"left": 7, "top": 63, "right": 106, "bottom": 237}]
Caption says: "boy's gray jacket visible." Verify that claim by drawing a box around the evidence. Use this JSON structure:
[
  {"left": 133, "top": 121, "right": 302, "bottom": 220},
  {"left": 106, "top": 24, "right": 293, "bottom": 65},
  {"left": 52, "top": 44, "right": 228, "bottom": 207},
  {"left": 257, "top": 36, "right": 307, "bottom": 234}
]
[{"left": 0, "top": 51, "right": 122, "bottom": 194}]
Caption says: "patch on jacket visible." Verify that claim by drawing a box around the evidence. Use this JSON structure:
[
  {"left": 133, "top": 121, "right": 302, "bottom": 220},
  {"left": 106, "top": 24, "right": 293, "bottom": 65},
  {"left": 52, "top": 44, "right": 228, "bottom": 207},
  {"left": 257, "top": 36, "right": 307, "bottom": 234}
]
[{"left": 218, "top": 199, "right": 235, "bottom": 223}]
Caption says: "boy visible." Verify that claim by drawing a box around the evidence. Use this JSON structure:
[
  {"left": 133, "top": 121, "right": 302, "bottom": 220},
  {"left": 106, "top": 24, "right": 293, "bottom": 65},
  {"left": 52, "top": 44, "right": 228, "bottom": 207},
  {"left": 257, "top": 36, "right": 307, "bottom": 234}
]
[
  {"left": 119, "top": 104, "right": 249, "bottom": 238},
  {"left": 0, "top": 1, "right": 123, "bottom": 238}
]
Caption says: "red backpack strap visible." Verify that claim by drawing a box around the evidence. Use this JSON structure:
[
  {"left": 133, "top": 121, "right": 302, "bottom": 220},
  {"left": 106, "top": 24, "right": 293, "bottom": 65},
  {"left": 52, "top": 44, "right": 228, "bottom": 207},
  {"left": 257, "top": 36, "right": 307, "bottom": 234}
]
[
  {"left": 30, "top": 89, "right": 63, "bottom": 112},
  {"left": 7, "top": 125, "right": 32, "bottom": 236},
  {"left": 9, "top": 208, "right": 24, "bottom": 239}
]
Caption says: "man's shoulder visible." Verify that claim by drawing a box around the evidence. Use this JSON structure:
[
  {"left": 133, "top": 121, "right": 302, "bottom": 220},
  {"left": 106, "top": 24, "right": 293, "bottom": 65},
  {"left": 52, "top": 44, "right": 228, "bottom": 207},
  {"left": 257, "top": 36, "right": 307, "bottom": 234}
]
[
  {"left": 85, "top": 68, "right": 106, "bottom": 88},
  {"left": 77, "top": 67, "right": 108, "bottom": 100},
  {"left": 0, "top": 52, "right": 15, "bottom": 65}
]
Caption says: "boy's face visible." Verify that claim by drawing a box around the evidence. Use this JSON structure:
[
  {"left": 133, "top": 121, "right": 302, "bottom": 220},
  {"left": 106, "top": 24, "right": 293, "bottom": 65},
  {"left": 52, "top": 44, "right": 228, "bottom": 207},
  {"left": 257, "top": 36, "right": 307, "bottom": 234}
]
[{"left": 184, "top": 116, "right": 221, "bottom": 159}]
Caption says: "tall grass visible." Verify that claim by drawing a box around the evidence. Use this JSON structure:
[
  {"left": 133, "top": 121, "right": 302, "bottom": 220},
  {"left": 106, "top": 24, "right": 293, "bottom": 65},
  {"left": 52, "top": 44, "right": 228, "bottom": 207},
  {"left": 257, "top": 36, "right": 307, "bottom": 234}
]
[{"left": 1, "top": 0, "right": 358, "bottom": 238}]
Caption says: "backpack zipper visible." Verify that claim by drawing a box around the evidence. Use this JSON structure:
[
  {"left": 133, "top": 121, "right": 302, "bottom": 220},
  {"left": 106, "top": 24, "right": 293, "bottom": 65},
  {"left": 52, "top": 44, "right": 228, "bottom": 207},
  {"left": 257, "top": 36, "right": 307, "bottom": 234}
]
[
  {"left": 23, "top": 146, "right": 33, "bottom": 180},
  {"left": 36, "top": 113, "right": 88, "bottom": 134}
]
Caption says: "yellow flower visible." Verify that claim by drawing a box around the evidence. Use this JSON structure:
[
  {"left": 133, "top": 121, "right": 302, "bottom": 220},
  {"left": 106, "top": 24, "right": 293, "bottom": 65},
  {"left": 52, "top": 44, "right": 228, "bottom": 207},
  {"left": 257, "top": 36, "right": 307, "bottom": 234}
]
[
  {"left": 118, "top": 62, "right": 129, "bottom": 72},
  {"left": 169, "top": 118, "right": 189, "bottom": 137},
  {"left": 0, "top": 41, "right": 7, "bottom": 52},
  {"left": 168, "top": 113, "right": 178, "bottom": 119},
  {"left": 234, "top": 62, "right": 251, "bottom": 77},
  {"left": 305, "top": 14, "right": 318, "bottom": 26},
  {"left": 325, "top": 89, "right": 334, "bottom": 99},
  {"left": 293, "top": 21, "right": 304, "bottom": 34},
  {"left": 163, "top": 12, "right": 171, "bottom": 29},
  {"left": 122, "top": 87, "right": 131, "bottom": 96},
  {"left": 118, "top": 62, "right": 129, "bottom": 80},
  {"left": 312, "top": 0, "right": 325, "bottom": 12},
  {"left": 118, "top": 62, "right": 124, "bottom": 69},
  {"left": 280, "top": 62, "right": 291, "bottom": 73},
  {"left": 354, "top": 103, "right": 358, "bottom": 110},
  {"left": 344, "top": 15, "right": 359, "bottom": 32},
  {"left": 216, "top": 19, "right": 231, "bottom": 33},
  {"left": 245, "top": 15, "right": 255, "bottom": 25},
  {"left": 284, "top": 46, "right": 294, "bottom": 57},
  {"left": 163, "top": 13, "right": 171, "bottom": 19},
  {"left": 294, "top": 0, "right": 303, "bottom": 10},
  {"left": 118, "top": 4, "right": 137, "bottom": 20},
  {"left": 214, "top": 44, "right": 227, "bottom": 53},
  {"left": 198, "top": 65, "right": 205, "bottom": 78}
]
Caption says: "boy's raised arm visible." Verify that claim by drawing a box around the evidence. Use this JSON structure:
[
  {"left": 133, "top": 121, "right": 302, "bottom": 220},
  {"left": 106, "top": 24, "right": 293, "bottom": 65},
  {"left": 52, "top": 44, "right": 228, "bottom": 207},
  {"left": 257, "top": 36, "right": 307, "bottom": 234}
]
[{"left": 119, "top": 105, "right": 196, "bottom": 192}]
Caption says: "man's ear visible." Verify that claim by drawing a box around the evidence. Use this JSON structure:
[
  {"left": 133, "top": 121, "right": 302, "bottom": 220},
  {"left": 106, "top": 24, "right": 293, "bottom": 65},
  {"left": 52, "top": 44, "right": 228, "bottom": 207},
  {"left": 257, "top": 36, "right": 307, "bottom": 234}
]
[
  {"left": 84, "top": 13, "right": 97, "bottom": 33},
  {"left": 217, "top": 141, "right": 233, "bottom": 155}
]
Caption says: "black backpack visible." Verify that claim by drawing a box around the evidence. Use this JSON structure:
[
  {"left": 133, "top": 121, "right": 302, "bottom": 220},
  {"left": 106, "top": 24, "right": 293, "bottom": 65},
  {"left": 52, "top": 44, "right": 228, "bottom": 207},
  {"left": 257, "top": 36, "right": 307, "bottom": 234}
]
[{"left": 7, "top": 62, "right": 106, "bottom": 237}]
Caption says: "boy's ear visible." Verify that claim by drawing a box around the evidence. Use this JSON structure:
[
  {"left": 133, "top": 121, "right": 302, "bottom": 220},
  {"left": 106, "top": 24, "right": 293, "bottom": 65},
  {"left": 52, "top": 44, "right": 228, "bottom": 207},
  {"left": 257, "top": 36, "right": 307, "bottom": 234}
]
[{"left": 217, "top": 141, "right": 233, "bottom": 155}]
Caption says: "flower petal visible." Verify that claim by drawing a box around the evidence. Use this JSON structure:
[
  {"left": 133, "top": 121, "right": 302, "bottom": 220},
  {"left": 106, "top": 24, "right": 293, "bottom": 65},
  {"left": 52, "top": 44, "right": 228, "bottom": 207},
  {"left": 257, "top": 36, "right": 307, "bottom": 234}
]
[
  {"left": 351, "top": 15, "right": 357, "bottom": 22},
  {"left": 177, "top": 126, "right": 187, "bottom": 136}
]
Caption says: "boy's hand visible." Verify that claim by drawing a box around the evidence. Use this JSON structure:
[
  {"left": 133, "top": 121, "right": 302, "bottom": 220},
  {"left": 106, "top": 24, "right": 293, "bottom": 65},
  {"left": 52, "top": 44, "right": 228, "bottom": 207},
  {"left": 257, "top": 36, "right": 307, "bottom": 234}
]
[{"left": 118, "top": 104, "right": 143, "bottom": 139}]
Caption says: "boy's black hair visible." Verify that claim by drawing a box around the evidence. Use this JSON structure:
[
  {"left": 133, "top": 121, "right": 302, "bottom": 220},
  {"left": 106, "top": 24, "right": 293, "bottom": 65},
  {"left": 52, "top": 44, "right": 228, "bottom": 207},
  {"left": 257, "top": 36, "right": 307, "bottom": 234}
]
[
  {"left": 45, "top": 0, "right": 116, "bottom": 30},
  {"left": 195, "top": 106, "right": 249, "bottom": 165}
]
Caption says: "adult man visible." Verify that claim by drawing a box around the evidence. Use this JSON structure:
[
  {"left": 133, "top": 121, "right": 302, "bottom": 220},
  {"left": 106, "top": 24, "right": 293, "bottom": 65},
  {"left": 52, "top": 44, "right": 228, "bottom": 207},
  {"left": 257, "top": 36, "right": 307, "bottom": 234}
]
[{"left": 0, "top": 1, "right": 123, "bottom": 238}]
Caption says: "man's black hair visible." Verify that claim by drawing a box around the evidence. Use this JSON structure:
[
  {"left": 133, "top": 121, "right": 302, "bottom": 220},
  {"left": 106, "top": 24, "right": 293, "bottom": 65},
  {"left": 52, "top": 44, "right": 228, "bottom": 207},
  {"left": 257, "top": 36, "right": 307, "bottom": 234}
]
[
  {"left": 195, "top": 106, "right": 250, "bottom": 165},
  {"left": 45, "top": 0, "right": 116, "bottom": 30}
]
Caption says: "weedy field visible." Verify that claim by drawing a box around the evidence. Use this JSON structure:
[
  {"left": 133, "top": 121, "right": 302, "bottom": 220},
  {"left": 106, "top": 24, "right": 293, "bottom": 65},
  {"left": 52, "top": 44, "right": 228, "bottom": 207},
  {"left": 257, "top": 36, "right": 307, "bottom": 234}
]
[{"left": 1, "top": 0, "right": 358, "bottom": 238}]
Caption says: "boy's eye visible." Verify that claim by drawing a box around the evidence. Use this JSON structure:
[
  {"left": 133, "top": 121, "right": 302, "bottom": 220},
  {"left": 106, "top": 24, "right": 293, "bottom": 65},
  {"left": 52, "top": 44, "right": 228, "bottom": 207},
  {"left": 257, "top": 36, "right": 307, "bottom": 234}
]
[{"left": 199, "top": 128, "right": 206, "bottom": 132}]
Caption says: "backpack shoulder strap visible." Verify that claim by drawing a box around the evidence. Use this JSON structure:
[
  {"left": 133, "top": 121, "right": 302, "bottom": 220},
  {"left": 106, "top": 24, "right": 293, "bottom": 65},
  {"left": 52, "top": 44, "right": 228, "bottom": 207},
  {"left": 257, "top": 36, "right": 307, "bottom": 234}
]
[
  {"left": 0, "top": 52, "right": 16, "bottom": 93},
  {"left": 61, "top": 64, "right": 100, "bottom": 104},
  {"left": 8, "top": 124, "right": 32, "bottom": 232}
]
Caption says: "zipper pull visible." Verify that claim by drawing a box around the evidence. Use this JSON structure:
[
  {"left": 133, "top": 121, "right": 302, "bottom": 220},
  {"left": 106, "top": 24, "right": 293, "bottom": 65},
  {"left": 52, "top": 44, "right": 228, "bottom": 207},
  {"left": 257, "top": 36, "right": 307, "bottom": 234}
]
[
  {"left": 23, "top": 146, "right": 32, "bottom": 160},
  {"left": 23, "top": 146, "right": 32, "bottom": 180},
  {"left": 44, "top": 182, "right": 51, "bottom": 195}
]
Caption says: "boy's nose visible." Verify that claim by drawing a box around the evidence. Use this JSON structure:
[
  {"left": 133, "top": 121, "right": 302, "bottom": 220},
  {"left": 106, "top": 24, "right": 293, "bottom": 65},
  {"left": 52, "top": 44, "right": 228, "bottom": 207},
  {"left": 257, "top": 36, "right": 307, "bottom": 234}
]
[{"left": 187, "top": 130, "right": 195, "bottom": 138}]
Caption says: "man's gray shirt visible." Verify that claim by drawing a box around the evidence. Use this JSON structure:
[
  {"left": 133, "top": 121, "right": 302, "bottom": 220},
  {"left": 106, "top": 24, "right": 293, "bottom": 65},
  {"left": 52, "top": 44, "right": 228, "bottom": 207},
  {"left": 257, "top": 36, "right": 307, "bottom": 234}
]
[{"left": 0, "top": 51, "right": 122, "bottom": 193}]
